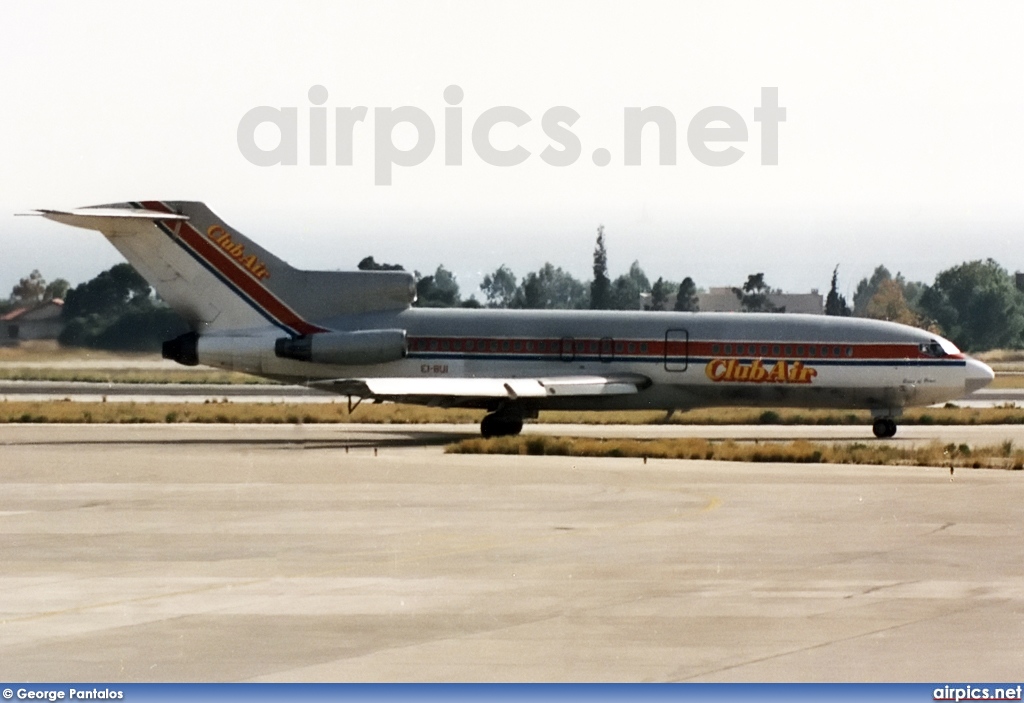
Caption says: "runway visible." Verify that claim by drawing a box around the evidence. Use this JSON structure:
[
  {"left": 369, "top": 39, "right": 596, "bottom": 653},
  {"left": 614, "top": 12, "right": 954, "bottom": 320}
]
[
  {"left": 1, "top": 423, "right": 1022, "bottom": 682},
  {"left": 1, "top": 379, "right": 1018, "bottom": 406}
]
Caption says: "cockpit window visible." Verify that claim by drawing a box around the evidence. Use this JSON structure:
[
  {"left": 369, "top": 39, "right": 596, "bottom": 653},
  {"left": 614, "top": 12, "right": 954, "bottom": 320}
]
[{"left": 920, "top": 339, "right": 958, "bottom": 358}]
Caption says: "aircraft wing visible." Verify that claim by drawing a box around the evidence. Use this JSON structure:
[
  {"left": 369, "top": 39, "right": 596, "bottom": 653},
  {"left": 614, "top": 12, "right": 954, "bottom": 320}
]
[{"left": 311, "top": 374, "right": 650, "bottom": 403}]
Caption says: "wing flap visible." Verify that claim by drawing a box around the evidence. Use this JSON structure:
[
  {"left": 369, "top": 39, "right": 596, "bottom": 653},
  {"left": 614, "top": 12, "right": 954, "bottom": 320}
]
[{"left": 314, "top": 374, "right": 649, "bottom": 400}]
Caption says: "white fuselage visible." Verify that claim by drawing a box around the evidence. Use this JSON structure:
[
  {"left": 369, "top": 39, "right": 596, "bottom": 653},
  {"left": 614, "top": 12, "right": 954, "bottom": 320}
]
[{"left": 196, "top": 308, "right": 992, "bottom": 414}]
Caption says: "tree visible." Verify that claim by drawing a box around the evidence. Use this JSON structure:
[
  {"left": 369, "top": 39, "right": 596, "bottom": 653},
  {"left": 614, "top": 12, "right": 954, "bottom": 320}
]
[
  {"left": 918, "top": 258, "right": 1024, "bottom": 351},
  {"left": 59, "top": 263, "right": 187, "bottom": 351},
  {"left": 674, "top": 277, "right": 699, "bottom": 311},
  {"left": 61, "top": 264, "right": 152, "bottom": 320},
  {"left": 480, "top": 265, "right": 518, "bottom": 308},
  {"left": 825, "top": 265, "right": 851, "bottom": 316},
  {"left": 414, "top": 265, "right": 461, "bottom": 307},
  {"left": 852, "top": 264, "right": 929, "bottom": 321},
  {"left": 648, "top": 277, "right": 674, "bottom": 311},
  {"left": 60, "top": 307, "right": 189, "bottom": 352},
  {"left": 357, "top": 256, "right": 404, "bottom": 271},
  {"left": 512, "top": 263, "right": 589, "bottom": 309},
  {"left": 733, "top": 273, "right": 784, "bottom": 313},
  {"left": 590, "top": 225, "right": 611, "bottom": 309},
  {"left": 10, "top": 270, "right": 47, "bottom": 305},
  {"left": 44, "top": 278, "right": 70, "bottom": 301},
  {"left": 515, "top": 272, "right": 545, "bottom": 309},
  {"left": 902, "top": 280, "right": 927, "bottom": 311},
  {"left": 863, "top": 279, "right": 921, "bottom": 326},
  {"left": 853, "top": 265, "right": 893, "bottom": 316},
  {"left": 609, "top": 260, "right": 651, "bottom": 310}
]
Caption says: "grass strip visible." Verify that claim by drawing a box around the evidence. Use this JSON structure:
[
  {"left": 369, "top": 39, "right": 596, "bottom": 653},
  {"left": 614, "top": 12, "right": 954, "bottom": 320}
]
[
  {"left": 542, "top": 406, "right": 1024, "bottom": 426},
  {"left": 447, "top": 435, "right": 1024, "bottom": 470},
  {"left": 0, "top": 399, "right": 485, "bottom": 424},
  {"left": 0, "top": 368, "right": 269, "bottom": 385}
]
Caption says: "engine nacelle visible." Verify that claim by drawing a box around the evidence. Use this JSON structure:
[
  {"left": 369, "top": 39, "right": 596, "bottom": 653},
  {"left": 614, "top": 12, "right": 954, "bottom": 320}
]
[
  {"left": 275, "top": 329, "right": 406, "bottom": 366},
  {"left": 163, "top": 331, "right": 200, "bottom": 366}
]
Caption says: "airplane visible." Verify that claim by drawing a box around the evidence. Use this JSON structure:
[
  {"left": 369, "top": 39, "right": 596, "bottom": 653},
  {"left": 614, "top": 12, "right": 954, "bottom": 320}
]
[{"left": 36, "top": 200, "right": 995, "bottom": 439}]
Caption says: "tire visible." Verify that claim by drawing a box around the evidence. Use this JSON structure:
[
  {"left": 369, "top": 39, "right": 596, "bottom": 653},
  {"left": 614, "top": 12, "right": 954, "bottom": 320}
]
[
  {"left": 480, "top": 414, "right": 498, "bottom": 438},
  {"left": 480, "top": 414, "right": 523, "bottom": 438},
  {"left": 872, "top": 419, "right": 888, "bottom": 439},
  {"left": 873, "top": 418, "right": 897, "bottom": 438}
]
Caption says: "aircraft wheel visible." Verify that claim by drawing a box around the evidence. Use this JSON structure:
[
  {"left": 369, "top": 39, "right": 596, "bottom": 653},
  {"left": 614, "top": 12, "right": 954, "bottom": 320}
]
[
  {"left": 872, "top": 418, "right": 897, "bottom": 438},
  {"left": 481, "top": 414, "right": 499, "bottom": 438},
  {"left": 480, "top": 413, "right": 523, "bottom": 438}
]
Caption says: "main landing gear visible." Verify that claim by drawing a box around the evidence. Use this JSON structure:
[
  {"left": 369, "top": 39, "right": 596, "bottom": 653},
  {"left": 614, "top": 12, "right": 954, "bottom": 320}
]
[
  {"left": 872, "top": 418, "right": 898, "bottom": 439},
  {"left": 481, "top": 414, "right": 523, "bottom": 438},
  {"left": 480, "top": 405, "right": 527, "bottom": 438}
]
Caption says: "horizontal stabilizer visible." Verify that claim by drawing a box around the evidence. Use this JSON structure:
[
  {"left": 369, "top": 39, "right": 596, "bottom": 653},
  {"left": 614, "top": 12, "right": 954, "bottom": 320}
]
[{"left": 36, "top": 208, "right": 189, "bottom": 231}]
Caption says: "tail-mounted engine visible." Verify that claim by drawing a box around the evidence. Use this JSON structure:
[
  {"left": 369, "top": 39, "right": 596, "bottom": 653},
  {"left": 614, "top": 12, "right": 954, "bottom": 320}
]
[
  {"left": 275, "top": 329, "right": 406, "bottom": 366},
  {"left": 162, "top": 331, "right": 200, "bottom": 366}
]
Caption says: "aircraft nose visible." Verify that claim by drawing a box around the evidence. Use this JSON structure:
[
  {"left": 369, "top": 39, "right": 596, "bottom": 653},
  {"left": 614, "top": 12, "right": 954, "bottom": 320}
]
[{"left": 964, "top": 358, "right": 995, "bottom": 394}]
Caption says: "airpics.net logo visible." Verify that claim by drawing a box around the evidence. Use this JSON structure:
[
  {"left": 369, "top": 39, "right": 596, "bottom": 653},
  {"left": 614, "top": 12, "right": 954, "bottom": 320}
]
[{"left": 237, "top": 85, "right": 786, "bottom": 185}]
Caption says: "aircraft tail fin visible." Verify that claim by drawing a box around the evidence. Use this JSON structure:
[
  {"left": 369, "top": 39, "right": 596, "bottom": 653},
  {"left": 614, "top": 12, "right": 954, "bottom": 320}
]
[{"left": 39, "top": 201, "right": 416, "bottom": 336}]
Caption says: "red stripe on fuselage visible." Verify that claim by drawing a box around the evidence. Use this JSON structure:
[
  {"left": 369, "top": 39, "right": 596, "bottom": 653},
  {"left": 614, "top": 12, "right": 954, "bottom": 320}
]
[
  {"left": 139, "top": 201, "right": 325, "bottom": 336},
  {"left": 407, "top": 336, "right": 959, "bottom": 362}
]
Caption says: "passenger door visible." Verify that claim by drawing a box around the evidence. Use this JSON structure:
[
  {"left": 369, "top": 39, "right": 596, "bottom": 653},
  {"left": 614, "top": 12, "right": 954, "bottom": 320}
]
[{"left": 664, "top": 329, "right": 688, "bottom": 372}]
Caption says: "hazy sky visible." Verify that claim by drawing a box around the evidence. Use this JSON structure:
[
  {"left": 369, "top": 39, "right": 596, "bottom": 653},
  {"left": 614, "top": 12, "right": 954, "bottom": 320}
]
[{"left": 2, "top": 1, "right": 1023, "bottom": 301}]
